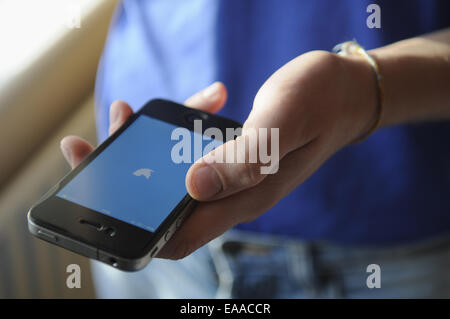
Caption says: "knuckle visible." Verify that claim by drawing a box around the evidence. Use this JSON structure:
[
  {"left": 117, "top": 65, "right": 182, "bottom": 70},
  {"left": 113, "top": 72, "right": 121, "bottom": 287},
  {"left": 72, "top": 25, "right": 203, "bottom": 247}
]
[{"left": 238, "top": 162, "right": 262, "bottom": 188}]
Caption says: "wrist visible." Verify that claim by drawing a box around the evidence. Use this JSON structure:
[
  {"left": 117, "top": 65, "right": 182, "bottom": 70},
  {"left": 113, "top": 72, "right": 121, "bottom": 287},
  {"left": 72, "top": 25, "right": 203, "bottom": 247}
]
[{"left": 339, "top": 53, "right": 380, "bottom": 143}]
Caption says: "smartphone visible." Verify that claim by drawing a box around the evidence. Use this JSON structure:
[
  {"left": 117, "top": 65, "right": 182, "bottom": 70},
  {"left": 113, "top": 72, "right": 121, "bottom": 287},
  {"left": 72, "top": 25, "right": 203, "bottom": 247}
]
[{"left": 27, "top": 99, "right": 241, "bottom": 271}]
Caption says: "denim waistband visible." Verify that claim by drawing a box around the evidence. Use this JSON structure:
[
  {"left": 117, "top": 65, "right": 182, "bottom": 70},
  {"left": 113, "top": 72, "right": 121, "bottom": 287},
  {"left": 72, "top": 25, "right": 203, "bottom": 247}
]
[
  {"left": 215, "top": 229, "right": 450, "bottom": 261},
  {"left": 207, "top": 229, "right": 450, "bottom": 298}
]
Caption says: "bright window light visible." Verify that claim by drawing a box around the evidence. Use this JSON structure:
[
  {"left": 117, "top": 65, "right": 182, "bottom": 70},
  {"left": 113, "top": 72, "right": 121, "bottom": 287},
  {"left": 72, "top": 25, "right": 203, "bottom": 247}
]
[{"left": 0, "top": 0, "right": 101, "bottom": 90}]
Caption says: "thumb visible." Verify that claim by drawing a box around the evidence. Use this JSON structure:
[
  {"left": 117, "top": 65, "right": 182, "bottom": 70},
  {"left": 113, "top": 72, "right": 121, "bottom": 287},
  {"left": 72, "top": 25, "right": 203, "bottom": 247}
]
[{"left": 186, "top": 129, "right": 280, "bottom": 201}]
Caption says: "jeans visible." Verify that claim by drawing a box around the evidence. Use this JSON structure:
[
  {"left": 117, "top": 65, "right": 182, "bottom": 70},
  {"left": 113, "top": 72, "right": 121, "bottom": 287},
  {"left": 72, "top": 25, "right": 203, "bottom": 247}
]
[{"left": 91, "top": 230, "right": 450, "bottom": 298}]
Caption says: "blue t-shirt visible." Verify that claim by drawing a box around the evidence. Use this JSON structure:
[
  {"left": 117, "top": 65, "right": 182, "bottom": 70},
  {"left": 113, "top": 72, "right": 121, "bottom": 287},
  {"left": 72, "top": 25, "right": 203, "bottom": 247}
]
[{"left": 95, "top": 0, "right": 450, "bottom": 245}]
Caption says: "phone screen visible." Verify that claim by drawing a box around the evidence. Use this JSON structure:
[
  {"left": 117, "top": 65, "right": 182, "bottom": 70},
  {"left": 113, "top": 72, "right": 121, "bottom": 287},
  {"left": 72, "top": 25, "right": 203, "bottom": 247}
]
[{"left": 56, "top": 114, "right": 220, "bottom": 232}]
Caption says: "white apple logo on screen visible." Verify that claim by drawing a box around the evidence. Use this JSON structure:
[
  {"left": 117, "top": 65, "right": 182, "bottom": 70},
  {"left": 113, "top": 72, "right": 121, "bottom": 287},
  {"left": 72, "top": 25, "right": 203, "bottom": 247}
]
[{"left": 133, "top": 168, "right": 155, "bottom": 179}]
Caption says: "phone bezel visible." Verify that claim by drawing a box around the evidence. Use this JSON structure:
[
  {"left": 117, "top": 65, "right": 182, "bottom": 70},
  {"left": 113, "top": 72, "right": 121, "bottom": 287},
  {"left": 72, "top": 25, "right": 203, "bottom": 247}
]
[{"left": 28, "top": 99, "right": 242, "bottom": 267}]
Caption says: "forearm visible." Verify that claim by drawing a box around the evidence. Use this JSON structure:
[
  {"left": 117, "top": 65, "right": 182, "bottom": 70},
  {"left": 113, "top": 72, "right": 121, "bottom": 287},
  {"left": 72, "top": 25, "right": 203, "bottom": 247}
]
[{"left": 369, "top": 28, "right": 450, "bottom": 128}]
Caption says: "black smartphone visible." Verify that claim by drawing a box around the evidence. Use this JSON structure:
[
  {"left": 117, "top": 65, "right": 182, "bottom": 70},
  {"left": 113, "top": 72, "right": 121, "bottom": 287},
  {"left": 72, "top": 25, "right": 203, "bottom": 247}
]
[{"left": 27, "top": 99, "right": 241, "bottom": 271}]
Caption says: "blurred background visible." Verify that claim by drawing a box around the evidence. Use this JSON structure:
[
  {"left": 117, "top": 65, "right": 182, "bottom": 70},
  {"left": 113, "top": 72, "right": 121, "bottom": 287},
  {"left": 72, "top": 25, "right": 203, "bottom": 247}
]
[{"left": 0, "top": 0, "right": 119, "bottom": 298}]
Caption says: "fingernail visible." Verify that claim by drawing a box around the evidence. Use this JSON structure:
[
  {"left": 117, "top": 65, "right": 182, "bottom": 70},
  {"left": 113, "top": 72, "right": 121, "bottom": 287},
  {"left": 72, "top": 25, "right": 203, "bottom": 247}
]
[
  {"left": 110, "top": 103, "right": 121, "bottom": 127},
  {"left": 60, "top": 143, "right": 72, "bottom": 165},
  {"left": 192, "top": 166, "right": 222, "bottom": 199},
  {"left": 202, "top": 82, "right": 221, "bottom": 101}
]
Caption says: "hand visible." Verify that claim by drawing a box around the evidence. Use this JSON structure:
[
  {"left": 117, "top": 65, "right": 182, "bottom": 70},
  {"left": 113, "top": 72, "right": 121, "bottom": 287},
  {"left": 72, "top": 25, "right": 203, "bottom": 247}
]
[
  {"left": 177, "top": 51, "right": 377, "bottom": 258},
  {"left": 61, "top": 51, "right": 376, "bottom": 260},
  {"left": 186, "top": 51, "right": 378, "bottom": 201}
]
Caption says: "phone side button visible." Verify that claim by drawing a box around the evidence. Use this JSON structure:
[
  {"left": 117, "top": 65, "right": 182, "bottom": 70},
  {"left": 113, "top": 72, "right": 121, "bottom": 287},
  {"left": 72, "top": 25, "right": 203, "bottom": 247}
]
[
  {"left": 37, "top": 229, "right": 57, "bottom": 242},
  {"left": 176, "top": 216, "right": 184, "bottom": 229},
  {"left": 164, "top": 229, "right": 172, "bottom": 242}
]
